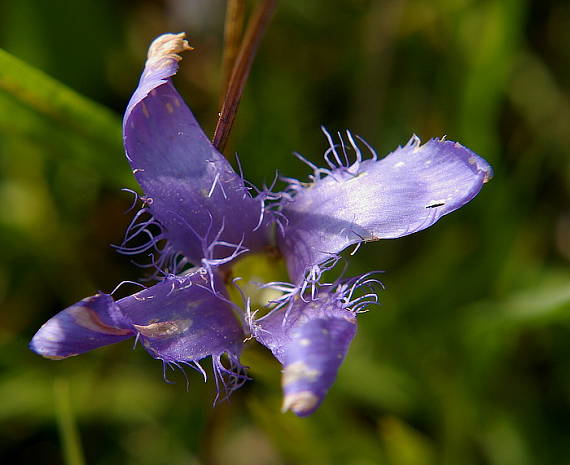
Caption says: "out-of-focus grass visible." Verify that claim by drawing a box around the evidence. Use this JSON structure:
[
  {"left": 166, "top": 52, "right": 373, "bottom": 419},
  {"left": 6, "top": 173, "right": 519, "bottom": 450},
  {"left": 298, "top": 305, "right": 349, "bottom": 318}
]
[
  {"left": 1, "top": 0, "right": 569, "bottom": 464},
  {"left": 53, "top": 379, "right": 86, "bottom": 465}
]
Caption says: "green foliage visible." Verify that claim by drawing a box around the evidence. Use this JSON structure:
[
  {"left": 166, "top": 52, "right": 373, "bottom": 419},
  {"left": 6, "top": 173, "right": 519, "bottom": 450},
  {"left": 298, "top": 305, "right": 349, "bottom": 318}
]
[{"left": 1, "top": 0, "right": 569, "bottom": 464}]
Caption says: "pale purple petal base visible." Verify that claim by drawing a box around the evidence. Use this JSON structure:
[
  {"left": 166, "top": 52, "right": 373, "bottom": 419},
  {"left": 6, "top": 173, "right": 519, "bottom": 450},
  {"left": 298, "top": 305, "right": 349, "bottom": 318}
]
[{"left": 118, "top": 269, "right": 244, "bottom": 363}]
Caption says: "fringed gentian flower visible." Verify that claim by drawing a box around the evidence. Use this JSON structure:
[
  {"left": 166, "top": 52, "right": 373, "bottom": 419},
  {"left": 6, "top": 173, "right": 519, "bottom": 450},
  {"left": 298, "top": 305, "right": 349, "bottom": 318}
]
[{"left": 30, "top": 33, "right": 492, "bottom": 416}]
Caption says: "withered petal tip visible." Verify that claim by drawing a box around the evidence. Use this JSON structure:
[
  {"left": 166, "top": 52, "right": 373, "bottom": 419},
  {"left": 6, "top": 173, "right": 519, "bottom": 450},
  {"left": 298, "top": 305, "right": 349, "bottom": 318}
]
[{"left": 147, "top": 32, "right": 193, "bottom": 66}]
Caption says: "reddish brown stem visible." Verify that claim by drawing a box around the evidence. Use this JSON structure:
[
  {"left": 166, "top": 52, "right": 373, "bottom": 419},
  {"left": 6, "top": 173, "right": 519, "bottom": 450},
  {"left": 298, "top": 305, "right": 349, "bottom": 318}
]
[
  {"left": 213, "top": 0, "right": 277, "bottom": 153},
  {"left": 220, "top": 0, "right": 245, "bottom": 108}
]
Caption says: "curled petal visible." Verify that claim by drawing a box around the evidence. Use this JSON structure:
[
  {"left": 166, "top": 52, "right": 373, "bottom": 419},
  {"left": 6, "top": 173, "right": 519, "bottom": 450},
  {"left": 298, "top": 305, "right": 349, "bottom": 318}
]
[
  {"left": 30, "top": 294, "right": 133, "bottom": 359},
  {"left": 30, "top": 268, "right": 246, "bottom": 396},
  {"left": 279, "top": 135, "right": 493, "bottom": 282},
  {"left": 253, "top": 291, "right": 357, "bottom": 416},
  {"left": 124, "top": 33, "right": 269, "bottom": 265}
]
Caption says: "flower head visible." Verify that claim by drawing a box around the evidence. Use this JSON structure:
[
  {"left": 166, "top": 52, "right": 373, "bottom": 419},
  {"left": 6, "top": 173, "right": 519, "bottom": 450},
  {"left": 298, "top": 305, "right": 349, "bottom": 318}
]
[{"left": 30, "top": 33, "right": 492, "bottom": 416}]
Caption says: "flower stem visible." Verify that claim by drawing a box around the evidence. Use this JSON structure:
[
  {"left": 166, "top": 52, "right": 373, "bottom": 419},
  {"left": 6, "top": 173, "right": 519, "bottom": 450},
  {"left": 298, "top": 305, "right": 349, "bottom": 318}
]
[
  {"left": 213, "top": 0, "right": 277, "bottom": 153},
  {"left": 220, "top": 0, "right": 245, "bottom": 108}
]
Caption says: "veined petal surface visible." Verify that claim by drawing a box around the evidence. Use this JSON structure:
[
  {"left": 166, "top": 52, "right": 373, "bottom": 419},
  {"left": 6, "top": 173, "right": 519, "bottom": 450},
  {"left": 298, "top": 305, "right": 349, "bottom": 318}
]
[
  {"left": 30, "top": 293, "right": 133, "bottom": 360},
  {"left": 31, "top": 267, "right": 244, "bottom": 369},
  {"left": 124, "top": 33, "right": 268, "bottom": 265},
  {"left": 118, "top": 268, "right": 244, "bottom": 364},
  {"left": 279, "top": 136, "right": 493, "bottom": 282},
  {"left": 253, "top": 292, "right": 357, "bottom": 416}
]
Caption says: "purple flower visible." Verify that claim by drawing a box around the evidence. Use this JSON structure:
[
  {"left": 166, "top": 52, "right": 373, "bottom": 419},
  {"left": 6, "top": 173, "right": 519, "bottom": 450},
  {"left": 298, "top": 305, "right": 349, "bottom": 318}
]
[{"left": 30, "top": 33, "right": 492, "bottom": 416}]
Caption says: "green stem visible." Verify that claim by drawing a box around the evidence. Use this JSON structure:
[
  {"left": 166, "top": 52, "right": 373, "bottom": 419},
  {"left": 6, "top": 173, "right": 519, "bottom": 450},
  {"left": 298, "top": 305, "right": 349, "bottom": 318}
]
[{"left": 53, "top": 378, "right": 86, "bottom": 465}]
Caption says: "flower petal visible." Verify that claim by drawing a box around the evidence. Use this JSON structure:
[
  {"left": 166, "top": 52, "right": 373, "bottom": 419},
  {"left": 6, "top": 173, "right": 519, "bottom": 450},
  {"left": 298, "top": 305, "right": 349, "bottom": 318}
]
[
  {"left": 123, "top": 33, "right": 268, "bottom": 265},
  {"left": 253, "top": 292, "right": 357, "bottom": 416},
  {"left": 279, "top": 135, "right": 493, "bottom": 281},
  {"left": 118, "top": 268, "right": 244, "bottom": 365},
  {"left": 30, "top": 267, "right": 247, "bottom": 396},
  {"left": 29, "top": 293, "right": 133, "bottom": 359}
]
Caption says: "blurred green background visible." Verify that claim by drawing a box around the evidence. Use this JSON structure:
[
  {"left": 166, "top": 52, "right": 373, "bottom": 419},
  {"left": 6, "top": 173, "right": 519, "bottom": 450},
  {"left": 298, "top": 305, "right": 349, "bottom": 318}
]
[{"left": 1, "top": 0, "right": 569, "bottom": 464}]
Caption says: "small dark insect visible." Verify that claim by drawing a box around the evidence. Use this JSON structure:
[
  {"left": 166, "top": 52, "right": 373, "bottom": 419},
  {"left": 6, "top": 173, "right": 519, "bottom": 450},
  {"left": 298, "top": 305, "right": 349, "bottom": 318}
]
[{"left": 426, "top": 202, "right": 445, "bottom": 208}]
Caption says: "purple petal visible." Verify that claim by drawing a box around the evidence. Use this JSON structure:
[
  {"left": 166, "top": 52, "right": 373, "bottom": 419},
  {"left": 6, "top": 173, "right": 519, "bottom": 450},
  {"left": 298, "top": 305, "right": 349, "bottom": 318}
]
[
  {"left": 253, "top": 290, "right": 357, "bottom": 417},
  {"left": 29, "top": 293, "right": 133, "bottom": 359},
  {"left": 123, "top": 33, "right": 269, "bottom": 265},
  {"left": 30, "top": 268, "right": 245, "bottom": 389},
  {"left": 279, "top": 134, "right": 493, "bottom": 282},
  {"left": 118, "top": 268, "right": 244, "bottom": 366}
]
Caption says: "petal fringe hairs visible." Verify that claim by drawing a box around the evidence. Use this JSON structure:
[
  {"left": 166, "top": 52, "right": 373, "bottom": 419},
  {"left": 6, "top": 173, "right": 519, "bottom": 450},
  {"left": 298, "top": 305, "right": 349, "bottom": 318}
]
[{"left": 30, "top": 32, "right": 492, "bottom": 417}]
